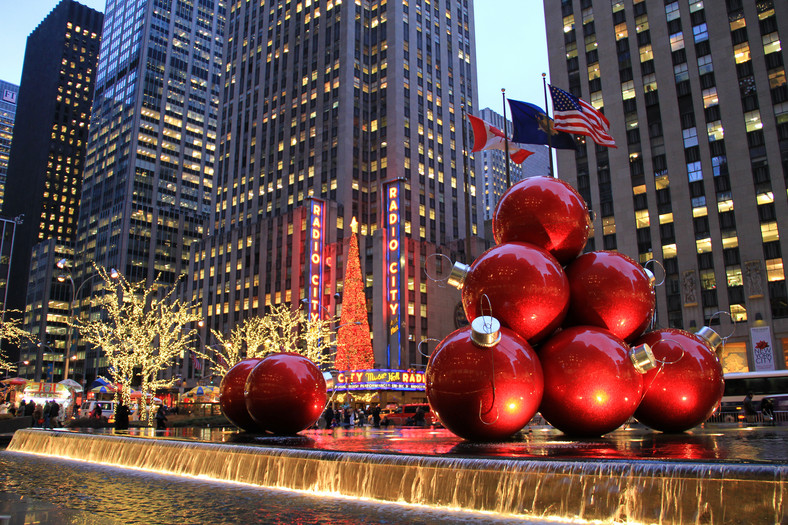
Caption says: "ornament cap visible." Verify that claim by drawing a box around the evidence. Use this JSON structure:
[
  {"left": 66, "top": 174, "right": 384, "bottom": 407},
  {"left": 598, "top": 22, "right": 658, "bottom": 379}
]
[
  {"left": 629, "top": 343, "right": 656, "bottom": 374},
  {"left": 447, "top": 261, "right": 470, "bottom": 290},
  {"left": 470, "top": 316, "right": 502, "bottom": 347},
  {"left": 695, "top": 326, "right": 722, "bottom": 350}
]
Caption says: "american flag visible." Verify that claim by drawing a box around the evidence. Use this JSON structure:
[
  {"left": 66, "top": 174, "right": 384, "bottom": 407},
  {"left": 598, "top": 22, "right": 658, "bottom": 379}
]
[
  {"left": 190, "top": 350, "right": 202, "bottom": 371},
  {"left": 549, "top": 85, "right": 616, "bottom": 148}
]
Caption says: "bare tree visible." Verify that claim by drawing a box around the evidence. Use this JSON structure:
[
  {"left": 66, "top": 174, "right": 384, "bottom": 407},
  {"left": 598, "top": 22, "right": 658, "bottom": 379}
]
[
  {"left": 199, "top": 304, "right": 337, "bottom": 377},
  {"left": 0, "top": 312, "right": 33, "bottom": 374},
  {"left": 76, "top": 267, "right": 201, "bottom": 422}
]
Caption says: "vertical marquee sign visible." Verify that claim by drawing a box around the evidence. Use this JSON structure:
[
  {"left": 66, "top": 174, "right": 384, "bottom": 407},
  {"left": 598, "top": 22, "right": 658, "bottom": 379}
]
[
  {"left": 384, "top": 178, "right": 404, "bottom": 368},
  {"left": 306, "top": 198, "right": 326, "bottom": 321}
]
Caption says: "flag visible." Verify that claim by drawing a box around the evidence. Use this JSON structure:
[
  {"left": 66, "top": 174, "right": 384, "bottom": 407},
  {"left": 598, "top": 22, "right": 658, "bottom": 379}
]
[
  {"left": 507, "top": 99, "right": 577, "bottom": 149},
  {"left": 549, "top": 85, "right": 616, "bottom": 147},
  {"left": 190, "top": 350, "right": 202, "bottom": 371},
  {"left": 467, "top": 114, "right": 534, "bottom": 164}
]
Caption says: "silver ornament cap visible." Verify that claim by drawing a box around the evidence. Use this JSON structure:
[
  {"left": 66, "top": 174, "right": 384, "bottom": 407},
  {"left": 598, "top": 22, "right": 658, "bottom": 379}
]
[
  {"left": 470, "top": 316, "right": 502, "bottom": 348},
  {"left": 447, "top": 261, "right": 470, "bottom": 290},
  {"left": 695, "top": 326, "right": 722, "bottom": 351},
  {"left": 629, "top": 343, "right": 656, "bottom": 374}
]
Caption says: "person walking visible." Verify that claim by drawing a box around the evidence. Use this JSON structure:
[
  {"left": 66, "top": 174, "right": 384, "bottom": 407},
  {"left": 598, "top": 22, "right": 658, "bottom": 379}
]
[
  {"left": 49, "top": 401, "right": 60, "bottom": 428},
  {"left": 42, "top": 400, "right": 52, "bottom": 429},
  {"left": 155, "top": 404, "right": 168, "bottom": 431},
  {"left": 761, "top": 397, "right": 775, "bottom": 426},
  {"left": 114, "top": 403, "right": 130, "bottom": 431},
  {"left": 743, "top": 392, "right": 757, "bottom": 424}
]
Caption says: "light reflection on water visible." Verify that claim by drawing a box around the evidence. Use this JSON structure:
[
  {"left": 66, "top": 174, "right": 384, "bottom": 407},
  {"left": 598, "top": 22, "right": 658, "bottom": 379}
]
[{"left": 0, "top": 451, "right": 571, "bottom": 525}]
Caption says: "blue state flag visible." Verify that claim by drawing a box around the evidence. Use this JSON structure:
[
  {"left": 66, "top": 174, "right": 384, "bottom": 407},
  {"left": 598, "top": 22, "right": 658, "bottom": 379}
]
[{"left": 508, "top": 99, "right": 577, "bottom": 150}]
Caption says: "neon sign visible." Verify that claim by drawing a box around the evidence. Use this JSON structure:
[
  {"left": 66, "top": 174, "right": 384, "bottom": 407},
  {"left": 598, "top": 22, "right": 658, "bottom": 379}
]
[
  {"left": 384, "top": 179, "right": 403, "bottom": 368},
  {"left": 306, "top": 198, "right": 325, "bottom": 321},
  {"left": 333, "top": 369, "right": 426, "bottom": 391}
]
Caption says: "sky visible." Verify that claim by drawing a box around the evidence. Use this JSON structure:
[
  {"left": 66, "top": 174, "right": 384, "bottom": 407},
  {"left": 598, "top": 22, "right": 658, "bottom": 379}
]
[{"left": 0, "top": 0, "right": 550, "bottom": 114}]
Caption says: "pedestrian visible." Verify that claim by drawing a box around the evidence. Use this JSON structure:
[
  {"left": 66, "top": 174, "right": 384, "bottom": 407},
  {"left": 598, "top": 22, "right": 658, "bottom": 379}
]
[
  {"left": 743, "top": 392, "right": 757, "bottom": 424},
  {"left": 114, "top": 403, "right": 130, "bottom": 431},
  {"left": 761, "top": 397, "right": 775, "bottom": 426},
  {"left": 42, "top": 400, "right": 52, "bottom": 429},
  {"left": 32, "top": 403, "right": 43, "bottom": 427},
  {"left": 16, "top": 399, "right": 25, "bottom": 417},
  {"left": 49, "top": 401, "right": 60, "bottom": 428},
  {"left": 90, "top": 403, "right": 103, "bottom": 419},
  {"left": 155, "top": 404, "right": 168, "bottom": 430},
  {"left": 372, "top": 404, "right": 381, "bottom": 428},
  {"left": 0, "top": 400, "right": 9, "bottom": 415},
  {"left": 322, "top": 405, "right": 334, "bottom": 430},
  {"left": 24, "top": 400, "right": 35, "bottom": 418}
]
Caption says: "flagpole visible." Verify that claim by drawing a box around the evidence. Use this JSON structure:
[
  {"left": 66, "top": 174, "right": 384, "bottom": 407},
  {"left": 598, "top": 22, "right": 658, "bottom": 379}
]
[
  {"left": 501, "top": 88, "right": 511, "bottom": 188},
  {"left": 461, "top": 100, "right": 473, "bottom": 262},
  {"left": 542, "top": 73, "right": 555, "bottom": 178}
]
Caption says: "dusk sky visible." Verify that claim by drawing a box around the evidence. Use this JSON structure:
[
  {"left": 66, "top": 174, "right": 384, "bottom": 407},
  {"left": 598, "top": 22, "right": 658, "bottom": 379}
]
[{"left": 0, "top": 0, "right": 550, "bottom": 116}]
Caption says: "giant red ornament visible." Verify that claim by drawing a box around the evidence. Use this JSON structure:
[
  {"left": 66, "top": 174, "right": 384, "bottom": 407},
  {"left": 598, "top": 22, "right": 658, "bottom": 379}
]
[
  {"left": 493, "top": 176, "right": 590, "bottom": 264},
  {"left": 426, "top": 316, "right": 544, "bottom": 441},
  {"left": 245, "top": 353, "right": 327, "bottom": 435},
  {"left": 449, "top": 242, "right": 569, "bottom": 344},
  {"left": 634, "top": 328, "right": 725, "bottom": 433},
  {"left": 219, "top": 358, "right": 264, "bottom": 432},
  {"left": 565, "top": 251, "right": 655, "bottom": 343},
  {"left": 538, "top": 326, "right": 647, "bottom": 437}
]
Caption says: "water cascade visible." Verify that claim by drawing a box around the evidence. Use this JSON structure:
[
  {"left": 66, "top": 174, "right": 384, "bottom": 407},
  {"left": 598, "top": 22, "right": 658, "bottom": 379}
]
[{"left": 8, "top": 429, "right": 786, "bottom": 523}]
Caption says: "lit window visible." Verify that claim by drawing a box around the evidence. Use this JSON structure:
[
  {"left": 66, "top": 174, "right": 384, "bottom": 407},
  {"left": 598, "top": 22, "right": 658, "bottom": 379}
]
[
  {"left": 662, "top": 244, "right": 677, "bottom": 258},
  {"left": 659, "top": 213, "right": 673, "bottom": 225},
  {"left": 670, "top": 32, "right": 684, "bottom": 51},
  {"left": 769, "top": 68, "right": 786, "bottom": 89},
  {"left": 643, "top": 74, "right": 657, "bottom": 92},
  {"left": 602, "top": 216, "right": 616, "bottom": 235},
  {"left": 698, "top": 55, "right": 714, "bottom": 75},
  {"left": 639, "top": 45, "right": 653, "bottom": 62},
  {"left": 726, "top": 266, "right": 743, "bottom": 287},
  {"left": 588, "top": 63, "right": 600, "bottom": 80},
  {"left": 722, "top": 231, "right": 738, "bottom": 249},
  {"left": 761, "top": 222, "right": 780, "bottom": 243},
  {"left": 734, "top": 42, "right": 750, "bottom": 64},
  {"left": 717, "top": 195, "right": 733, "bottom": 213},
  {"left": 700, "top": 269, "right": 716, "bottom": 290},
  {"left": 689, "top": 1, "right": 704, "bottom": 13},
  {"left": 665, "top": 2, "right": 679, "bottom": 21},
  {"left": 702, "top": 87, "right": 718, "bottom": 108},
  {"left": 707, "top": 121, "right": 724, "bottom": 141},
  {"left": 674, "top": 63, "right": 689, "bottom": 83},
  {"left": 696, "top": 237, "right": 712, "bottom": 253},
  {"left": 615, "top": 22, "right": 627, "bottom": 41},
  {"left": 744, "top": 110, "right": 763, "bottom": 132},
  {"left": 766, "top": 259, "right": 784, "bottom": 281},
  {"left": 635, "top": 209, "right": 650, "bottom": 228},
  {"left": 563, "top": 14, "right": 575, "bottom": 33},
  {"left": 693, "top": 23, "right": 708, "bottom": 43},
  {"left": 683, "top": 129, "right": 699, "bottom": 149},
  {"left": 729, "top": 14, "right": 746, "bottom": 31},
  {"left": 763, "top": 32, "right": 781, "bottom": 55},
  {"left": 621, "top": 80, "right": 636, "bottom": 100},
  {"left": 757, "top": 191, "right": 774, "bottom": 205}
]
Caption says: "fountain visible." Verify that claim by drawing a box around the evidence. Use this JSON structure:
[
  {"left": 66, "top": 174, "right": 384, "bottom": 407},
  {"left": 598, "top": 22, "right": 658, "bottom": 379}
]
[{"left": 7, "top": 427, "right": 787, "bottom": 523}]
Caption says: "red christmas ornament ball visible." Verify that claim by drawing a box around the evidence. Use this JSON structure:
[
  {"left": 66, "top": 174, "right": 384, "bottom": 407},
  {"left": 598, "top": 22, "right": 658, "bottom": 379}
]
[
  {"left": 493, "top": 176, "right": 590, "bottom": 264},
  {"left": 245, "top": 353, "right": 327, "bottom": 435},
  {"left": 219, "top": 358, "right": 264, "bottom": 432},
  {"left": 634, "top": 328, "right": 724, "bottom": 433},
  {"left": 565, "top": 251, "right": 655, "bottom": 343},
  {"left": 426, "top": 320, "right": 544, "bottom": 442},
  {"left": 538, "top": 326, "right": 644, "bottom": 437},
  {"left": 462, "top": 242, "right": 569, "bottom": 344}
]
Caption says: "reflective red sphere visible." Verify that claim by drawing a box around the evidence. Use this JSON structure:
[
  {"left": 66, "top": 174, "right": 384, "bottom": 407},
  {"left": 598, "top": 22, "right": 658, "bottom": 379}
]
[
  {"left": 634, "top": 329, "right": 724, "bottom": 433},
  {"left": 493, "top": 176, "right": 590, "bottom": 264},
  {"left": 462, "top": 242, "right": 569, "bottom": 344},
  {"left": 426, "top": 325, "right": 543, "bottom": 441},
  {"left": 245, "top": 353, "right": 327, "bottom": 435},
  {"left": 219, "top": 358, "right": 264, "bottom": 432},
  {"left": 538, "top": 326, "right": 644, "bottom": 437},
  {"left": 565, "top": 251, "right": 655, "bottom": 343}
]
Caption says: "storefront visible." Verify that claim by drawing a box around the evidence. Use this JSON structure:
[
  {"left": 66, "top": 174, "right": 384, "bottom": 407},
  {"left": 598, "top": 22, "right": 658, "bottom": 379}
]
[{"left": 328, "top": 369, "right": 427, "bottom": 408}]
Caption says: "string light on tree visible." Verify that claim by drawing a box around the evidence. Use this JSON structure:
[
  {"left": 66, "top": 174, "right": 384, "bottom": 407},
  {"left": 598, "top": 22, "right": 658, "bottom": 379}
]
[{"left": 334, "top": 217, "right": 374, "bottom": 371}]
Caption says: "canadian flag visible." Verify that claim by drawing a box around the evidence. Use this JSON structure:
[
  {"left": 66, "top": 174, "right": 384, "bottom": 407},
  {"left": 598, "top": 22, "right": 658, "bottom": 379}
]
[{"left": 468, "top": 114, "right": 534, "bottom": 164}]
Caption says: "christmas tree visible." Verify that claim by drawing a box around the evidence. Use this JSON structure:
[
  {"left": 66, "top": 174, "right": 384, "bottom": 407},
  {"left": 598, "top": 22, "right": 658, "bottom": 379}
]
[{"left": 334, "top": 218, "right": 374, "bottom": 370}]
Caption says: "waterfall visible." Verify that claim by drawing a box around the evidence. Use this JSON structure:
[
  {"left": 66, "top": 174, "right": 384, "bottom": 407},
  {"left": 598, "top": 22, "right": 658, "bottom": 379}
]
[{"left": 8, "top": 429, "right": 787, "bottom": 523}]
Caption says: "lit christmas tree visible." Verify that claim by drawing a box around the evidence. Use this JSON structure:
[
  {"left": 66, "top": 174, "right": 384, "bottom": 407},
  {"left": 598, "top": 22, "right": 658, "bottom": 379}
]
[{"left": 334, "top": 218, "right": 374, "bottom": 370}]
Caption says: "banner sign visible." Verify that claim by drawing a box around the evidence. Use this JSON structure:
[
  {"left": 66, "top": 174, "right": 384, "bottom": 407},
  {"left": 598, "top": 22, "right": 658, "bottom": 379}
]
[
  {"left": 750, "top": 326, "right": 775, "bottom": 371},
  {"left": 306, "top": 198, "right": 325, "bottom": 322},
  {"left": 384, "top": 179, "right": 403, "bottom": 368}
]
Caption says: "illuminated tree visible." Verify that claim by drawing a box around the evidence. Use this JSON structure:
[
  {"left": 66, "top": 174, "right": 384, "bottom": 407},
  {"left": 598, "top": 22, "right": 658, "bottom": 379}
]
[
  {"left": 201, "top": 304, "right": 337, "bottom": 376},
  {"left": 334, "top": 219, "right": 374, "bottom": 370},
  {"left": 76, "top": 267, "right": 201, "bottom": 422},
  {"left": 0, "top": 312, "right": 33, "bottom": 374}
]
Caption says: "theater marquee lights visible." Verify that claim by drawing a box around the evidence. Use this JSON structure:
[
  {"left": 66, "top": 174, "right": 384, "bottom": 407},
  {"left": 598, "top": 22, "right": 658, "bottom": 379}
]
[
  {"left": 384, "top": 179, "right": 404, "bottom": 369},
  {"left": 333, "top": 369, "right": 426, "bottom": 392},
  {"left": 306, "top": 198, "right": 325, "bottom": 321}
]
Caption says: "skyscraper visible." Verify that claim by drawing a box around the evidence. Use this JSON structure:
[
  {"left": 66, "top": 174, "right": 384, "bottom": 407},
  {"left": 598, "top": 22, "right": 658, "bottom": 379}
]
[
  {"left": 188, "top": 0, "right": 482, "bottom": 375},
  {"left": 545, "top": 0, "right": 787, "bottom": 372},
  {"left": 0, "top": 80, "right": 19, "bottom": 208},
  {"left": 1, "top": 0, "right": 103, "bottom": 380},
  {"left": 75, "top": 0, "right": 226, "bottom": 381}
]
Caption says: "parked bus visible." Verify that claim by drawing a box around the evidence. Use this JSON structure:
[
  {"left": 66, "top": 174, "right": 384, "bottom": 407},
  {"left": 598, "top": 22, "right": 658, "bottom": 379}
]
[{"left": 711, "top": 370, "right": 788, "bottom": 423}]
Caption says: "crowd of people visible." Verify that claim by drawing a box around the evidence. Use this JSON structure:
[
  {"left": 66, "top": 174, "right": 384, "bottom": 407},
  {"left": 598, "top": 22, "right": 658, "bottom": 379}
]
[
  {"left": 0, "top": 399, "right": 64, "bottom": 428},
  {"left": 319, "top": 404, "right": 377, "bottom": 429}
]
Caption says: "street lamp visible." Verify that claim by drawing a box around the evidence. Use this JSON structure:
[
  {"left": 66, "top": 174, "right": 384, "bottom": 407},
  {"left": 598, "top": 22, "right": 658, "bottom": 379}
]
[{"left": 56, "top": 260, "right": 119, "bottom": 381}]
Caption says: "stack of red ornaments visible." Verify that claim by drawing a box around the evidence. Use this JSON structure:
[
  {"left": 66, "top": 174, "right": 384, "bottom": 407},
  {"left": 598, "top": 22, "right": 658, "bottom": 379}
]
[{"left": 428, "top": 177, "right": 724, "bottom": 440}]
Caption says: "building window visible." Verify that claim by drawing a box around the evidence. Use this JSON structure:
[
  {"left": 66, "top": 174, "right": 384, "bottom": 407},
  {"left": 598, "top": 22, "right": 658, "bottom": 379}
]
[
  {"left": 734, "top": 42, "right": 751, "bottom": 64},
  {"left": 766, "top": 258, "right": 784, "bottom": 281},
  {"left": 762, "top": 32, "right": 781, "bottom": 55},
  {"left": 665, "top": 2, "right": 679, "bottom": 21},
  {"left": 702, "top": 87, "right": 718, "bottom": 107},
  {"left": 744, "top": 110, "right": 763, "bottom": 132},
  {"left": 670, "top": 32, "right": 685, "bottom": 51}
]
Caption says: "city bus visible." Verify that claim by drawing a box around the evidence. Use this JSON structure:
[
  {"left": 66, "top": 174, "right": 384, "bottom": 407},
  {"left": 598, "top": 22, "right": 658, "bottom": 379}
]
[{"left": 713, "top": 370, "right": 788, "bottom": 423}]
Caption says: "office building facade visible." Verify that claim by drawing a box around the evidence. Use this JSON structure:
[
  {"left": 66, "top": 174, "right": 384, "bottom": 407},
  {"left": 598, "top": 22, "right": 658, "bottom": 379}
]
[
  {"left": 75, "top": 0, "right": 226, "bottom": 382},
  {"left": 188, "top": 0, "right": 482, "bottom": 375},
  {"left": 0, "top": 80, "right": 20, "bottom": 209},
  {"left": 1, "top": 1, "right": 103, "bottom": 379},
  {"left": 545, "top": 0, "right": 787, "bottom": 372}
]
